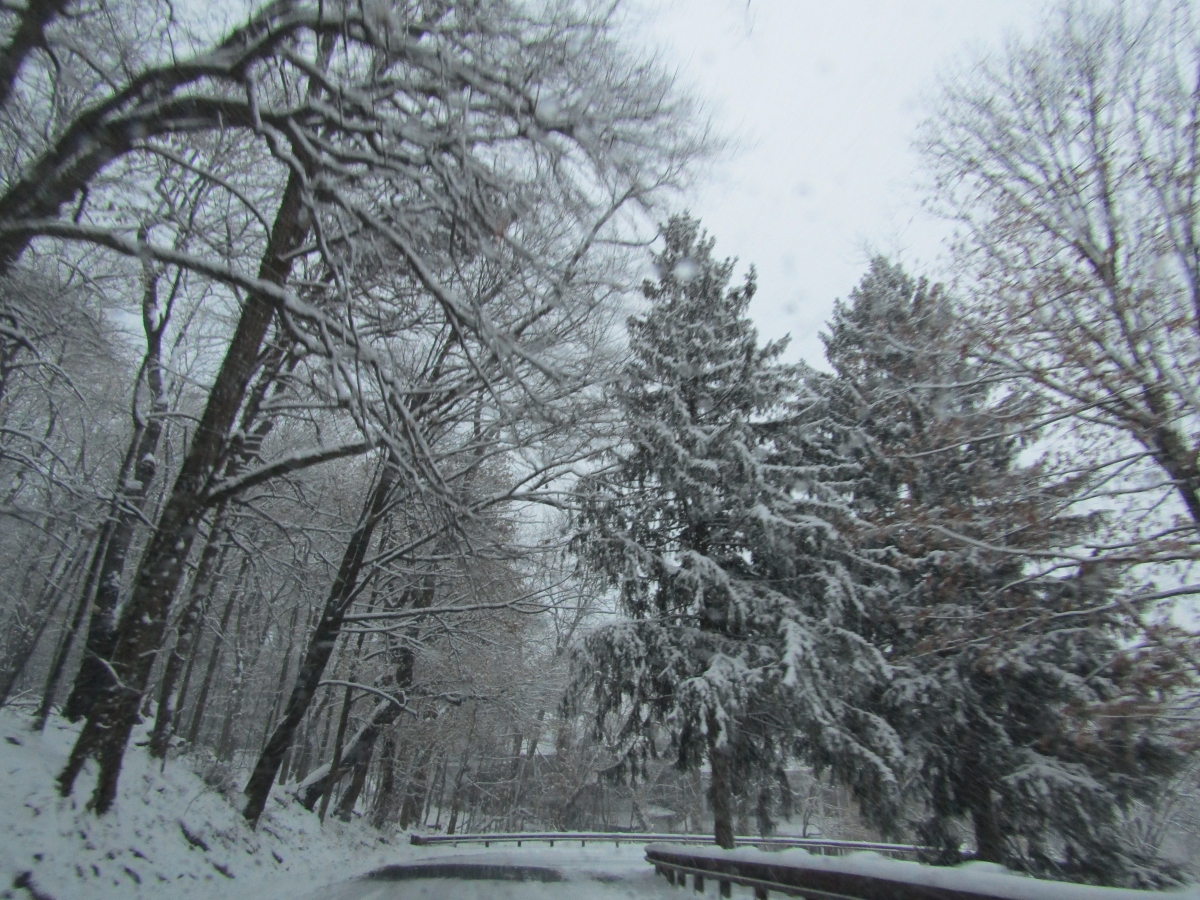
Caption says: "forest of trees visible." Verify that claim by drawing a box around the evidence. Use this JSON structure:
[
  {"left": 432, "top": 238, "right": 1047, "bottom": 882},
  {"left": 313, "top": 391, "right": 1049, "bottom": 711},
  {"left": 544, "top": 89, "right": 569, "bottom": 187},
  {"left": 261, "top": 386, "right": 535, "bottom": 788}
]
[{"left": 0, "top": 0, "right": 1198, "bottom": 890}]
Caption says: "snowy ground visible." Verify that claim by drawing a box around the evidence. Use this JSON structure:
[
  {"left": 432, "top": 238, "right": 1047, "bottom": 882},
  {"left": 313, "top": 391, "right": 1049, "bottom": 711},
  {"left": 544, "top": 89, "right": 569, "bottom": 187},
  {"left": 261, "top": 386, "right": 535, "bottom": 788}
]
[{"left": 0, "top": 707, "right": 399, "bottom": 900}]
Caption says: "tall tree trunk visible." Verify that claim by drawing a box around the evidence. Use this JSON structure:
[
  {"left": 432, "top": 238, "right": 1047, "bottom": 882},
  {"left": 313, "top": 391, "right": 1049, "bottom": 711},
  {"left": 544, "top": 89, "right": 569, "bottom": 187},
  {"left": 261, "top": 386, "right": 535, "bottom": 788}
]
[
  {"left": 147, "top": 513, "right": 229, "bottom": 757},
  {"left": 319, "top": 625, "right": 368, "bottom": 822},
  {"left": 292, "top": 688, "right": 332, "bottom": 785},
  {"left": 446, "top": 775, "right": 464, "bottom": 835},
  {"left": 262, "top": 603, "right": 300, "bottom": 755},
  {"left": 327, "top": 577, "right": 433, "bottom": 822},
  {"left": 707, "top": 715, "right": 735, "bottom": 849},
  {"left": 171, "top": 623, "right": 200, "bottom": 737},
  {"left": 215, "top": 600, "right": 248, "bottom": 761},
  {"left": 371, "top": 735, "right": 398, "bottom": 829},
  {"left": 972, "top": 802, "right": 1004, "bottom": 863},
  {"left": 185, "top": 555, "right": 248, "bottom": 745},
  {"left": 242, "top": 456, "right": 398, "bottom": 826},
  {"left": 421, "top": 752, "right": 448, "bottom": 827},
  {"left": 510, "top": 719, "right": 542, "bottom": 829},
  {"left": 63, "top": 267, "right": 169, "bottom": 722},
  {"left": 150, "top": 341, "right": 296, "bottom": 760},
  {"left": 399, "top": 745, "right": 434, "bottom": 831},
  {"left": 317, "top": 671, "right": 359, "bottom": 823},
  {"left": 57, "top": 173, "right": 307, "bottom": 813}
]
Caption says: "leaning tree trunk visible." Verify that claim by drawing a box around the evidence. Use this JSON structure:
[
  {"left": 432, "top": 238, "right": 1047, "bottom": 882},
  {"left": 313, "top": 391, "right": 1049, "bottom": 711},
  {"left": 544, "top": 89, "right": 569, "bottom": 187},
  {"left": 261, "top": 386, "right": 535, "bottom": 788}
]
[
  {"left": 149, "top": 342, "right": 296, "bottom": 759},
  {"left": 242, "top": 456, "right": 399, "bottom": 826},
  {"left": 297, "top": 697, "right": 405, "bottom": 810},
  {"left": 56, "top": 173, "right": 307, "bottom": 813}
]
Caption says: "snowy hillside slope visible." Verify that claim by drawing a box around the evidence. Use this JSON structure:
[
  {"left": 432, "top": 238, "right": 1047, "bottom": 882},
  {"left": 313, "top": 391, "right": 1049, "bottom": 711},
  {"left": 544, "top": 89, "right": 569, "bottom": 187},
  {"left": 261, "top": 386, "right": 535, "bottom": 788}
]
[{"left": 0, "top": 707, "right": 398, "bottom": 900}]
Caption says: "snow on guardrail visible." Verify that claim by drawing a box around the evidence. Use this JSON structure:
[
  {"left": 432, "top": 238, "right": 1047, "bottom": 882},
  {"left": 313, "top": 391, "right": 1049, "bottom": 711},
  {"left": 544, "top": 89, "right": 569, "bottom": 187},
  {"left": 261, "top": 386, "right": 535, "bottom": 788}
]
[
  {"left": 645, "top": 844, "right": 1200, "bottom": 900},
  {"left": 409, "top": 831, "right": 930, "bottom": 858}
]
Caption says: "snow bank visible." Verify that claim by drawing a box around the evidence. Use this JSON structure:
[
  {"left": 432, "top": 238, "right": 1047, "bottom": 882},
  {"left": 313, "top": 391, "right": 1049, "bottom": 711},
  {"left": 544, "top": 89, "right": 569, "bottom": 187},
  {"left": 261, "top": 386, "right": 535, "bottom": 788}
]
[{"left": 0, "top": 707, "right": 400, "bottom": 900}]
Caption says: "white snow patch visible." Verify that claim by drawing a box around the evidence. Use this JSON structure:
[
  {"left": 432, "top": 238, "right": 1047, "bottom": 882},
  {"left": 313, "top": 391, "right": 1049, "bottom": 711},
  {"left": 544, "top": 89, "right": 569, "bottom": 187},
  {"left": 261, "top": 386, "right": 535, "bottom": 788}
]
[{"left": 0, "top": 707, "right": 398, "bottom": 900}]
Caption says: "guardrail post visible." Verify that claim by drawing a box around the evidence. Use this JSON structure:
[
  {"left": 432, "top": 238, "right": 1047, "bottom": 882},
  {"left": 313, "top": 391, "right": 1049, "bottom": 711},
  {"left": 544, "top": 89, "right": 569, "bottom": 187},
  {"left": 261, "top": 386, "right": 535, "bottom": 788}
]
[
  {"left": 693, "top": 873, "right": 704, "bottom": 892},
  {"left": 719, "top": 878, "right": 730, "bottom": 898},
  {"left": 753, "top": 887, "right": 767, "bottom": 899},
  {"left": 666, "top": 869, "right": 676, "bottom": 886}
]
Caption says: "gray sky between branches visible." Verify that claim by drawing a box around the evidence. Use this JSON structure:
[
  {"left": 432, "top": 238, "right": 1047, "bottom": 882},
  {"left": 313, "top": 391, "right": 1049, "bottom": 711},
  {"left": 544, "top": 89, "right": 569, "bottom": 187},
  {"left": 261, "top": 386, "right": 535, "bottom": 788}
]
[{"left": 625, "top": 0, "right": 1047, "bottom": 368}]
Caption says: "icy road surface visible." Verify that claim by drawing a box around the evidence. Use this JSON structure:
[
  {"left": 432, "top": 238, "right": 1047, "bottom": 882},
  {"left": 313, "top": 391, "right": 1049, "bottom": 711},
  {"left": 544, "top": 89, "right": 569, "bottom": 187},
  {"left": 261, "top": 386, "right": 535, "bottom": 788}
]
[{"left": 306, "top": 844, "right": 682, "bottom": 900}]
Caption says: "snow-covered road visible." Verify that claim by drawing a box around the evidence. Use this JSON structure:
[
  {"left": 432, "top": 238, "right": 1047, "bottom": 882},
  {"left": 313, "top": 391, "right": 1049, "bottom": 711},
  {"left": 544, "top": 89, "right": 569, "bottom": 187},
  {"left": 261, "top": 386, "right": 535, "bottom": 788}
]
[{"left": 303, "top": 845, "right": 679, "bottom": 900}]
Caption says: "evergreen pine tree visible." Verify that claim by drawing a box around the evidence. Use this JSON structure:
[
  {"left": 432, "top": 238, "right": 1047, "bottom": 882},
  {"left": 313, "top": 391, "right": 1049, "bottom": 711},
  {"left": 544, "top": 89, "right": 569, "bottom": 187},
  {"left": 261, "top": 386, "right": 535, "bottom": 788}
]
[
  {"left": 818, "top": 258, "right": 1190, "bottom": 886},
  {"left": 569, "top": 218, "right": 905, "bottom": 848}
]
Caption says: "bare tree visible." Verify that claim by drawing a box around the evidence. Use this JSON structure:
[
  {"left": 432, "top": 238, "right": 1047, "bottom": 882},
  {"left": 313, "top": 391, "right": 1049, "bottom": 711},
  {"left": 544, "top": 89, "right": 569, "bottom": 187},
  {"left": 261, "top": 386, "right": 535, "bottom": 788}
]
[
  {"left": 919, "top": 0, "right": 1200, "bottom": 605},
  {"left": 0, "top": 0, "right": 704, "bottom": 817}
]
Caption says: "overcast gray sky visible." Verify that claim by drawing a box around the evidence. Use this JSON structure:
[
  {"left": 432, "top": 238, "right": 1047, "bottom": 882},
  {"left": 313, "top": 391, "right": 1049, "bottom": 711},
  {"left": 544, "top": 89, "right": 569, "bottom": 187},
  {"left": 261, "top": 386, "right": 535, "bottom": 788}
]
[{"left": 623, "top": 0, "right": 1048, "bottom": 368}]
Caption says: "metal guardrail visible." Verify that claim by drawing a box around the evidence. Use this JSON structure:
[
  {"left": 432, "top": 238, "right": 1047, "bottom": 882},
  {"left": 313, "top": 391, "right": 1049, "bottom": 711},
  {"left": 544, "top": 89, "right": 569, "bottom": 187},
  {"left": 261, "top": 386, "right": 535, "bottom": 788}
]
[
  {"left": 408, "top": 831, "right": 927, "bottom": 858},
  {"left": 644, "top": 845, "right": 1167, "bottom": 900}
]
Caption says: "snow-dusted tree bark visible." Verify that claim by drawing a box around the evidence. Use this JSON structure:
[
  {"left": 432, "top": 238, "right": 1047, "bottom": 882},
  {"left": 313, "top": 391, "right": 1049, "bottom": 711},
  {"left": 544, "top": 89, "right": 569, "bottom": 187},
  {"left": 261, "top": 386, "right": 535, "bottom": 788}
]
[{"left": 569, "top": 216, "right": 904, "bottom": 848}]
